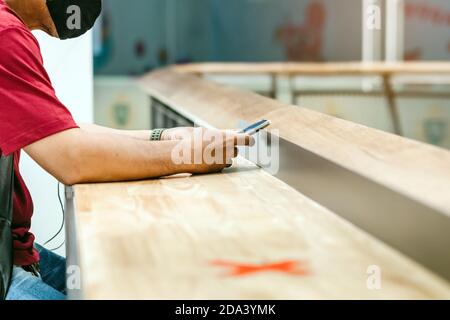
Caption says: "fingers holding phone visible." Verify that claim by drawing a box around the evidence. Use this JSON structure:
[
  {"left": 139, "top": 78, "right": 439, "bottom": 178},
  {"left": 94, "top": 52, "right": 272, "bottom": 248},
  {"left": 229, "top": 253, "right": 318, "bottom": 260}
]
[{"left": 171, "top": 121, "right": 270, "bottom": 174}]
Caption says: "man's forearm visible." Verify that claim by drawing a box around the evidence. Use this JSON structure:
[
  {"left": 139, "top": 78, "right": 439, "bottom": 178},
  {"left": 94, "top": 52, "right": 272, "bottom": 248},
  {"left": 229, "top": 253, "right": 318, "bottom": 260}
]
[
  {"left": 79, "top": 123, "right": 195, "bottom": 142},
  {"left": 25, "top": 128, "right": 188, "bottom": 185},
  {"left": 79, "top": 123, "right": 152, "bottom": 141}
]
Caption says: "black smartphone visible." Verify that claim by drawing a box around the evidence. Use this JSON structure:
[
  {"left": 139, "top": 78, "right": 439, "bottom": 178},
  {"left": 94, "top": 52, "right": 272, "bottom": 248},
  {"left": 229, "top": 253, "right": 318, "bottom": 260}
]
[{"left": 239, "top": 120, "right": 271, "bottom": 135}]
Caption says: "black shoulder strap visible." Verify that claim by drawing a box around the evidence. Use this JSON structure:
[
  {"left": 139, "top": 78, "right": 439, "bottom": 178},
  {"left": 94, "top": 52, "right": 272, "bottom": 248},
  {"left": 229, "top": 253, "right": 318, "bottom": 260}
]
[{"left": 0, "top": 154, "right": 14, "bottom": 300}]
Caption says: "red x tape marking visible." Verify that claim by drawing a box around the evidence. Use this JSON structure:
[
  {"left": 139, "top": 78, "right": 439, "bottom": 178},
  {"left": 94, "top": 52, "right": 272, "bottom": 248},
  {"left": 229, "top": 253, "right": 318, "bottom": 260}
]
[{"left": 211, "top": 260, "right": 309, "bottom": 277}]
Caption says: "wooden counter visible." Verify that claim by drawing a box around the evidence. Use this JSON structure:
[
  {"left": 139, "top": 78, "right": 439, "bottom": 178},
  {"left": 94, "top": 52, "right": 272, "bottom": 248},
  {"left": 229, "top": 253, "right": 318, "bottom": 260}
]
[
  {"left": 67, "top": 62, "right": 450, "bottom": 299},
  {"left": 71, "top": 159, "right": 450, "bottom": 299},
  {"left": 140, "top": 69, "right": 450, "bottom": 217}
]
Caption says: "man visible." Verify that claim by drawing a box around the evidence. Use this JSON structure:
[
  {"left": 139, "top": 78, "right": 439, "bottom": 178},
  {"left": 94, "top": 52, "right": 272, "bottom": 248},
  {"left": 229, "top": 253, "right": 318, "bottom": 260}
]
[{"left": 0, "top": 0, "right": 252, "bottom": 300}]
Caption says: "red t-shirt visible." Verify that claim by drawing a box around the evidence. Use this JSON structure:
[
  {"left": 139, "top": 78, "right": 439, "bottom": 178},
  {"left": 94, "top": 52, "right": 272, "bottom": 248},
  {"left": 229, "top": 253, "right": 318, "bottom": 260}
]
[{"left": 0, "top": 1, "right": 78, "bottom": 265}]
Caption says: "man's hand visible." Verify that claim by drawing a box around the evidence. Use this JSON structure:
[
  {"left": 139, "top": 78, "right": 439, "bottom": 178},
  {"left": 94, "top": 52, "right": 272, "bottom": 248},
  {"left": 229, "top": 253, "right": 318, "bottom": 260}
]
[{"left": 173, "top": 128, "right": 254, "bottom": 174}]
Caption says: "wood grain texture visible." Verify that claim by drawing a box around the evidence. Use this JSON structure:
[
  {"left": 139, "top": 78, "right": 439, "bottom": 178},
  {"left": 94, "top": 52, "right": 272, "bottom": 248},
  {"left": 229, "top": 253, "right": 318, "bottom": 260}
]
[
  {"left": 74, "top": 159, "right": 450, "bottom": 300},
  {"left": 139, "top": 69, "right": 450, "bottom": 216},
  {"left": 71, "top": 63, "right": 450, "bottom": 299},
  {"left": 141, "top": 69, "right": 283, "bottom": 128}
]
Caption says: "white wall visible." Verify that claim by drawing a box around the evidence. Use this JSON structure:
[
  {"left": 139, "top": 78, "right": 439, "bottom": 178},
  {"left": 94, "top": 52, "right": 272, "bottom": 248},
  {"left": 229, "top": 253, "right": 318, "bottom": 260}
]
[{"left": 20, "top": 31, "right": 94, "bottom": 256}]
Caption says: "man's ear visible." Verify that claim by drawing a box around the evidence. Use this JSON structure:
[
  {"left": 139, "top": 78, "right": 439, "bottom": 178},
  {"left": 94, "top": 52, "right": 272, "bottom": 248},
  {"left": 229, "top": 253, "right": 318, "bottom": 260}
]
[{"left": 39, "top": 0, "right": 59, "bottom": 38}]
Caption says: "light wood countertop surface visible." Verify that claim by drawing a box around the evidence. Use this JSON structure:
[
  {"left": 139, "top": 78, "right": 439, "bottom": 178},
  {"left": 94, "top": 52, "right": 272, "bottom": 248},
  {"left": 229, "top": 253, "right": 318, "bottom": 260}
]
[
  {"left": 69, "top": 63, "right": 450, "bottom": 299},
  {"left": 73, "top": 158, "right": 450, "bottom": 299}
]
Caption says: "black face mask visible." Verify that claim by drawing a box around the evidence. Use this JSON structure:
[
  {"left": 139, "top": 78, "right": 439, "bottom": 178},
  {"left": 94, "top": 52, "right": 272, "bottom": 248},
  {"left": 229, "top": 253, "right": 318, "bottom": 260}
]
[{"left": 46, "top": 0, "right": 102, "bottom": 40}]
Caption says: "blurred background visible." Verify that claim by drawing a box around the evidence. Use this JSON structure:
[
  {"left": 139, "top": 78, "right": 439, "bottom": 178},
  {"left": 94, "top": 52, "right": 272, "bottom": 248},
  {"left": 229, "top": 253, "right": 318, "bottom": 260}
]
[
  {"left": 93, "top": 0, "right": 450, "bottom": 148},
  {"left": 93, "top": 0, "right": 450, "bottom": 72},
  {"left": 23, "top": 0, "right": 450, "bottom": 254}
]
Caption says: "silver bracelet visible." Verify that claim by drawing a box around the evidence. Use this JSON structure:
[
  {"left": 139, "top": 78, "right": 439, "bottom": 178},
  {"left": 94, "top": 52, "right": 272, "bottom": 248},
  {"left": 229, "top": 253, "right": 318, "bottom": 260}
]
[{"left": 150, "top": 129, "right": 165, "bottom": 141}]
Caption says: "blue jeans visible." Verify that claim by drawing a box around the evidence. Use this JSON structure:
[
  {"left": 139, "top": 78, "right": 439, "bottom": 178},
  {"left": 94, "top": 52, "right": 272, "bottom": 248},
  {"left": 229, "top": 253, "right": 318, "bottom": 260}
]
[{"left": 6, "top": 244, "right": 66, "bottom": 300}]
